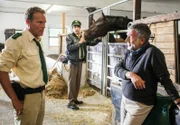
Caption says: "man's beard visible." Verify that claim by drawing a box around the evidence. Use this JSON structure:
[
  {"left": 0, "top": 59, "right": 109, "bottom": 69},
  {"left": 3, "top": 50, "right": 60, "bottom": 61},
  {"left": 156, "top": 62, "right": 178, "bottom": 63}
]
[{"left": 127, "top": 43, "right": 133, "bottom": 51}]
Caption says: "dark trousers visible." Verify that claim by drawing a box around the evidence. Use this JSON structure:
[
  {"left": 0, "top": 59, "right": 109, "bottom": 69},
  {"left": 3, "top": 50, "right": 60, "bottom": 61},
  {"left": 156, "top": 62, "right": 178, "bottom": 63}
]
[{"left": 68, "top": 62, "right": 82, "bottom": 102}]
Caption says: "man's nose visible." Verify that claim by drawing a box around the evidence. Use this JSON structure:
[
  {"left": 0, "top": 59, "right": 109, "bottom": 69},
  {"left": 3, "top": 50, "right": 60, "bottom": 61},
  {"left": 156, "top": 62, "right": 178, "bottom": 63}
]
[
  {"left": 43, "top": 24, "right": 45, "bottom": 28},
  {"left": 41, "top": 23, "right": 45, "bottom": 28}
]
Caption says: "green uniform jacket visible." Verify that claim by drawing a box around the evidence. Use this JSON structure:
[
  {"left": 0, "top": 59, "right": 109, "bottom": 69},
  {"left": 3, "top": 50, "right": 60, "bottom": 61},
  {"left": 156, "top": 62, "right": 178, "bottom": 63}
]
[{"left": 66, "top": 32, "right": 101, "bottom": 64}]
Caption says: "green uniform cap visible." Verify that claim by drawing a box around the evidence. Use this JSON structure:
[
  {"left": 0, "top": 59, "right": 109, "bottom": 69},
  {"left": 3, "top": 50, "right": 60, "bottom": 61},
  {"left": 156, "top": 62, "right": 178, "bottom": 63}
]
[{"left": 72, "top": 20, "right": 81, "bottom": 27}]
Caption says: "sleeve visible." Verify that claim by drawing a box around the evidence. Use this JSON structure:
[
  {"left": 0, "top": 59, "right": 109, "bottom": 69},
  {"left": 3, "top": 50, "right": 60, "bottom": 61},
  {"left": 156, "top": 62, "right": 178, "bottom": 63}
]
[
  {"left": 0, "top": 39, "right": 21, "bottom": 73},
  {"left": 85, "top": 38, "right": 101, "bottom": 46},
  {"left": 66, "top": 35, "right": 82, "bottom": 52},
  {"left": 152, "top": 48, "right": 180, "bottom": 100},
  {"left": 114, "top": 51, "right": 129, "bottom": 80}
]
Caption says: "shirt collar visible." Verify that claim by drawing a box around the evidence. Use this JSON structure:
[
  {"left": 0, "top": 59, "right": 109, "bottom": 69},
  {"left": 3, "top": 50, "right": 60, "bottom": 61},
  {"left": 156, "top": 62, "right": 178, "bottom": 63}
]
[
  {"left": 72, "top": 32, "right": 82, "bottom": 38},
  {"left": 130, "top": 42, "right": 150, "bottom": 56},
  {"left": 23, "top": 29, "right": 41, "bottom": 42}
]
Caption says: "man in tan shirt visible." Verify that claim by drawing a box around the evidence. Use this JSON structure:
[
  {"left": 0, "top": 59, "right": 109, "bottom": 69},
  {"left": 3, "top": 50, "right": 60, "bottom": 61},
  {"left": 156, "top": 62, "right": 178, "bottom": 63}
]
[{"left": 0, "top": 6, "right": 47, "bottom": 125}]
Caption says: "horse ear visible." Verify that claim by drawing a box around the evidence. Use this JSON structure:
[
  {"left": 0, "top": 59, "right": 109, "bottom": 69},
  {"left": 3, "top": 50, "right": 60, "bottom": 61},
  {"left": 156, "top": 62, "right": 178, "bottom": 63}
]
[
  {"left": 102, "top": 12, "right": 106, "bottom": 20},
  {"left": 102, "top": 12, "right": 105, "bottom": 17}
]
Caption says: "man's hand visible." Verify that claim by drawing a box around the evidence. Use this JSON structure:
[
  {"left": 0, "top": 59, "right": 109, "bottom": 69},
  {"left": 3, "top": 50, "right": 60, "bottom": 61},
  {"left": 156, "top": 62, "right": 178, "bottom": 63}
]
[
  {"left": 79, "top": 37, "right": 85, "bottom": 44},
  {"left": 0, "top": 71, "right": 24, "bottom": 115},
  {"left": 177, "top": 104, "right": 180, "bottom": 110},
  {"left": 79, "top": 31, "right": 85, "bottom": 44},
  {"left": 11, "top": 97, "right": 23, "bottom": 115},
  {"left": 174, "top": 98, "right": 180, "bottom": 110},
  {"left": 81, "top": 30, "right": 85, "bottom": 37},
  {"left": 98, "top": 37, "right": 102, "bottom": 41},
  {"left": 126, "top": 72, "right": 146, "bottom": 90}
]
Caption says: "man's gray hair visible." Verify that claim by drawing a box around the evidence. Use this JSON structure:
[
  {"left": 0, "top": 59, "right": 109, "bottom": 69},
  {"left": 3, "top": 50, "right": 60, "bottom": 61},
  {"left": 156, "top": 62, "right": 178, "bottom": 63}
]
[{"left": 129, "top": 23, "right": 151, "bottom": 42}]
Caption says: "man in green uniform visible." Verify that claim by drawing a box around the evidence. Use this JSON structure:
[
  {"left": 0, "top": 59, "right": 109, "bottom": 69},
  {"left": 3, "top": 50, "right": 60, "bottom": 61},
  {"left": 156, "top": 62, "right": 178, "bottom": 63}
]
[{"left": 66, "top": 20, "right": 101, "bottom": 110}]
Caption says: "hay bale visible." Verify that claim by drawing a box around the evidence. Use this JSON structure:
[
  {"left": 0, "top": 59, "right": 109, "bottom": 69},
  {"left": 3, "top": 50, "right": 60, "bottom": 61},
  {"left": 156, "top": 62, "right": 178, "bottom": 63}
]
[
  {"left": 45, "top": 68, "right": 67, "bottom": 99},
  {"left": 80, "top": 84, "right": 96, "bottom": 97},
  {"left": 47, "top": 54, "right": 59, "bottom": 60},
  {"left": 81, "top": 89, "right": 95, "bottom": 97}
]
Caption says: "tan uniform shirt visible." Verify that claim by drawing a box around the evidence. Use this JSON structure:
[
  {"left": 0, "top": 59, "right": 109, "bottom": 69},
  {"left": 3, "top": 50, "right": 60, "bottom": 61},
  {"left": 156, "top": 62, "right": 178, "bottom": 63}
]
[{"left": 0, "top": 29, "right": 45, "bottom": 88}]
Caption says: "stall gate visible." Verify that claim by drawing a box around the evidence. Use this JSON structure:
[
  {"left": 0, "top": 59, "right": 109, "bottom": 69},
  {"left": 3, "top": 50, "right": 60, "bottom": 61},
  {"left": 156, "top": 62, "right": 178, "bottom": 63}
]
[{"left": 87, "top": 31, "right": 127, "bottom": 96}]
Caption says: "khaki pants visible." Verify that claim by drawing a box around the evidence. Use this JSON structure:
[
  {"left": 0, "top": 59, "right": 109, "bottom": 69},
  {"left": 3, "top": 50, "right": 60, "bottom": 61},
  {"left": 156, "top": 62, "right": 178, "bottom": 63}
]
[
  {"left": 14, "top": 91, "right": 45, "bottom": 125},
  {"left": 68, "top": 62, "right": 82, "bottom": 102},
  {"left": 121, "top": 96, "right": 153, "bottom": 125}
]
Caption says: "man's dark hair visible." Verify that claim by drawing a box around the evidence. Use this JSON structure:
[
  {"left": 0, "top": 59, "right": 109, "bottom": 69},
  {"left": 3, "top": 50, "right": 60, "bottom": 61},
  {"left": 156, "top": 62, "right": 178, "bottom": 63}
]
[
  {"left": 129, "top": 23, "right": 151, "bottom": 42},
  {"left": 25, "top": 6, "right": 45, "bottom": 21}
]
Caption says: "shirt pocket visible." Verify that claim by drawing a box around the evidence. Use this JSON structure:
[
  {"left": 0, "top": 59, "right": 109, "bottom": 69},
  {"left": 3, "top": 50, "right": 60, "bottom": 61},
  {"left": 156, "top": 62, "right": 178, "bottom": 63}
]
[
  {"left": 25, "top": 49, "right": 38, "bottom": 56},
  {"left": 24, "top": 49, "right": 40, "bottom": 68},
  {"left": 25, "top": 49, "right": 39, "bottom": 57}
]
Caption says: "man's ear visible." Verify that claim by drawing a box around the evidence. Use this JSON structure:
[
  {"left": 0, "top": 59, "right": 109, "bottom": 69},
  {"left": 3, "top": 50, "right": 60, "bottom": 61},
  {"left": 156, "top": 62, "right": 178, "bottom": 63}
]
[
  {"left": 26, "top": 19, "right": 31, "bottom": 29},
  {"left": 26, "top": 19, "right": 30, "bottom": 26},
  {"left": 140, "top": 38, "right": 145, "bottom": 45}
]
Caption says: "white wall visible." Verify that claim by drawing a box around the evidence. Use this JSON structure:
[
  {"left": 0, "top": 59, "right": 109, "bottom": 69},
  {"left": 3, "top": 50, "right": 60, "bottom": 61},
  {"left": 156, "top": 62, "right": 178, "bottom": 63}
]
[
  {"left": 0, "top": 12, "right": 88, "bottom": 55},
  {"left": 45, "top": 14, "right": 88, "bottom": 55},
  {"left": 0, "top": 13, "right": 25, "bottom": 43}
]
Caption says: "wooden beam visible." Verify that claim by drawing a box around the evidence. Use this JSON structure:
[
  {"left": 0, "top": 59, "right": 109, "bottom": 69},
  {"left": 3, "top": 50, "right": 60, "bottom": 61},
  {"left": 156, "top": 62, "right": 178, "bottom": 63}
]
[
  {"left": 59, "top": 13, "right": 66, "bottom": 54},
  {"left": 133, "top": 0, "right": 141, "bottom": 21},
  {"left": 174, "top": 21, "right": 180, "bottom": 83},
  {"left": 134, "top": 12, "right": 180, "bottom": 24},
  {"left": 62, "top": 13, "right": 65, "bottom": 34}
]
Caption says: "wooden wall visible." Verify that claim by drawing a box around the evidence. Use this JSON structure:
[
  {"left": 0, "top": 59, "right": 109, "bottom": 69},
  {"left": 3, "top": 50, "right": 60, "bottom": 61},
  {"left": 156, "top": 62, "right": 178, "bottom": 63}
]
[
  {"left": 149, "top": 21, "right": 176, "bottom": 82},
  {"left": 134, "top": 12, "right": 180, "bottom": 84}
]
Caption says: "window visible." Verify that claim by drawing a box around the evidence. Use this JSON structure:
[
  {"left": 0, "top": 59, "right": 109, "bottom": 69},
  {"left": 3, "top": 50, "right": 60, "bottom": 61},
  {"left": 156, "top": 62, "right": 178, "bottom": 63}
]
[
  {"left": 15, "top": 29, "right": 23, "bottom": 33},
  {"left": 48, "top": 28, "right": 66, "bottom": 47}
]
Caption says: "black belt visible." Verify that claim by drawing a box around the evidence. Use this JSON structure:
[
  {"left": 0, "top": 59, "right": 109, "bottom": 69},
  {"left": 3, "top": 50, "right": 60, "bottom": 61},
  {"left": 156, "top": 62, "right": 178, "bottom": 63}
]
[{"left": 24, "top": 86, "right": 45, "bottom": 94}]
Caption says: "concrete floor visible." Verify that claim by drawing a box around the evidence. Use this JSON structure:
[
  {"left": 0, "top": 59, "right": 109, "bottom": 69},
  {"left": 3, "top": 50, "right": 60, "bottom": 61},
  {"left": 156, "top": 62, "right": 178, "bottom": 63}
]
[{"left": 0, "top": 86, "right": 112, "bottom": 125}]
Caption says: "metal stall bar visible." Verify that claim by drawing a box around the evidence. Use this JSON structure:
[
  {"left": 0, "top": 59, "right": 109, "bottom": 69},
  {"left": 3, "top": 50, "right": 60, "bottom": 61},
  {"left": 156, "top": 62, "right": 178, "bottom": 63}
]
[
  {"left": 101, "top": 35, "right": 109, "bottom": 95},
  {"left": 87, "top": 0, "right": 131, "bottom": 96},
  {"left": 88, "top": 0, "right": 131, "bottom": 15}
]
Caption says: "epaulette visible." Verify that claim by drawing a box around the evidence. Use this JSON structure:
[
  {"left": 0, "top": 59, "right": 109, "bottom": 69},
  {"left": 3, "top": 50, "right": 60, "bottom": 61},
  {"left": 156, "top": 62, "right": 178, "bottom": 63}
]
[{"left": 12, "top": 33, "right": 22, "bottom": 39}]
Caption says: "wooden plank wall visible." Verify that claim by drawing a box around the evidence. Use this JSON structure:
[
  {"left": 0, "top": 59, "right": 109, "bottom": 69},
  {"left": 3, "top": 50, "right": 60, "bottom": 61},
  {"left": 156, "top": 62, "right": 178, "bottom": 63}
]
[{"left": 149, "top": 21, "right": 176, "bottom": 82}]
